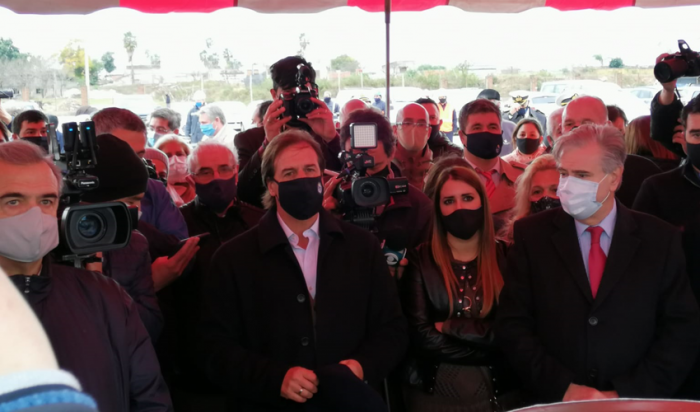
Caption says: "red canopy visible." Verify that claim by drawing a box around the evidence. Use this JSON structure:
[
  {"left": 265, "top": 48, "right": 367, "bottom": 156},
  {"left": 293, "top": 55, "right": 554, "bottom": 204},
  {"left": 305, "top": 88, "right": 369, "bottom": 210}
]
[{"left": 4, "top": 0, "right": 698, "bottom": 14}]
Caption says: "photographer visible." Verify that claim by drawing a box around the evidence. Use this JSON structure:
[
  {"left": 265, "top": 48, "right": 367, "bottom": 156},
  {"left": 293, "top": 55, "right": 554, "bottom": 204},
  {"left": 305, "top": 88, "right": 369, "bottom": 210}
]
[
  {"left": 650, "top": 53, "right": 689, "bottom": 158},
  {"left": 235, "top": 56, "right": 343, "bottom": 209},
  {"left": 325, "top": 108, "right": 433, "bottom": 269},
  {"left": 0, "top": 140, "right": 172, "bottom": 412},
  {"left": 81, "top": 134, "right": 167, "bottom": 341},
  {"left": 10, "top": 109, "right": 49, "bottom": 150}
]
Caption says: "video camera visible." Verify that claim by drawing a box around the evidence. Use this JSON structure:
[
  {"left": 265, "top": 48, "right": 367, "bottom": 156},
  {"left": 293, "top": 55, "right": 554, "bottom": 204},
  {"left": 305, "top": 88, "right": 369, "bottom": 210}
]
[
  {"left": 655, "top": 40, "right": 700, "bottom": 83},
  {"left": 279, "top": 63, "right": 319, "bottom": 129},
  {"left": 334, "top": 123, "right": 408, "bottom": 231},
  {"left": 0, "top": 90, "right": 13, "bottom": 99},
  {"left": 48, "top": 122, "right": 133, "bottom": 266}
]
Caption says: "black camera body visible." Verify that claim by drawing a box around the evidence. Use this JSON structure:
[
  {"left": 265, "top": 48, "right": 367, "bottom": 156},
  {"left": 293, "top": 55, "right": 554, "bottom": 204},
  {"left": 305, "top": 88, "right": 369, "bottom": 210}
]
[
  {"left": 334, "top": 123, "right": 409, "bottom": 230},
  {"left": 655, "top": 40, "right": 700, "bottom": 83},
  {"left": 0, "top": 89, "right": 14, "bottom": 99},
  {"left": 279, "top": 63, "right": 319, "bottom": 129},
  {"left": 49, "top": 122, "right": 133, "bottom": 265}
]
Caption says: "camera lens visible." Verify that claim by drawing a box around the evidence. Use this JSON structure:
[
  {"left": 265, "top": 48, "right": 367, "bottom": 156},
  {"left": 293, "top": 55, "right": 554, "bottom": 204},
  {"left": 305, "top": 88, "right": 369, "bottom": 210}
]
[
  {"left": 77, "top": 213, "right": 105, "bottom": 239},
  {"left": 360, "top": 181, "right": 377, "bottom": 198},
  {"left": 296, "top": 96, "right": 315, "bottom": 115}
]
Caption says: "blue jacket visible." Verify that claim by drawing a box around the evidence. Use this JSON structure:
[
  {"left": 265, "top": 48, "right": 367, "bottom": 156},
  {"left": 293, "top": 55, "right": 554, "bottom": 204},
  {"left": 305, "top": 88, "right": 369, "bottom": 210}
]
[
  {"left": 142, "top": 179, "right": 189, "bottom": 240},
  {"left": 184, "top": 105, "right": 204, "bottom": 144}
]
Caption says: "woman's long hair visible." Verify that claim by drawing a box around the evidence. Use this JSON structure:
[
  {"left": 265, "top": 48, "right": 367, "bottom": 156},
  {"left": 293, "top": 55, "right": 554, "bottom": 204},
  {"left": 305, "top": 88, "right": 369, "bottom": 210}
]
[
  {"left": 625, "top": 115, "right": 678, "bottom": 160},
  {"left": 430, "top": 165, "right": 503, "bottom": 317},
  {"left": 500, "top": 155, "right": 557, "bottom": 243}
]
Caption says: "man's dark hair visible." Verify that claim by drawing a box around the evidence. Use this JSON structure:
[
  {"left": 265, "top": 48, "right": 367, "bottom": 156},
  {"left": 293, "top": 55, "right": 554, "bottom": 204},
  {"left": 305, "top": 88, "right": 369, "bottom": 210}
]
[
  {"left": 682, "top": 97, "right": 700, "bottom": 126},
  {"left": 93, "top": 108, "right": 147, "bottom": 136},
  {"left": 258, "top": 100, "right": 273, "bottom": 120},
  {"left": 150, "top": 108, "right": 181, "bottom": 131},
  {"left": 270, "top": 56, "right": 315, "bottom": 91},
  {"left": 416, "top": 97, "right": 439, "bottom": 113},
  {"left": 12, "top": 110, "right": 48, "bottom": 135},
  {"left": 607, "top": 105, "right": 628, "bottom": 127},
  {"left": 458, "top": 99, "right": 502, "bottom": 131},
  {"left": 340, "top": 108, "right": 396, "bottom": 156}
]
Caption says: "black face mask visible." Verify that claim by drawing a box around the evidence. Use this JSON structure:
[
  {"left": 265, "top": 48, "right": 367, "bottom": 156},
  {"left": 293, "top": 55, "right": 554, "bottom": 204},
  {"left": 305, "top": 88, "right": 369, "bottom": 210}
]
[
  {"left": 429, "top": 125, "right": 440, "bottom": 141},
  {"left": 687, "top": 142, "right": 700, "bottom": 169},
  {"left": 516, "top": 138, "right": 541, "bottom": 155},
  {"left": 23, "top": 136, "right": 49, "bottom": 152},
  {"left": 530, "top": 197, "right": 561, "bottom": 214},
  {"left": 441, "top": 207, "right": 484, "bottom": 240},
  {"left": 439, "top": 98, "right": 447, "bottom": 104},
  {"left": 275, "top": 176, "right": 323, "bottom": 221},
  {"left": 195, "top": 176, "right": 238, "bottom": 214},
  {"left": 324, "top": 97, "right": 331, "bottom": 103},
  {"left": 466, "top": 132, "right": 502, "bottom": 159}
]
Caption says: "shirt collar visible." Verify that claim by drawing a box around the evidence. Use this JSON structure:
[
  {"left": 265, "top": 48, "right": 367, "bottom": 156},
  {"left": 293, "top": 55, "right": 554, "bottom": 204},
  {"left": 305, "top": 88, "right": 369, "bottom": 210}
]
[
  {"left": 277, "top": 212, "right": 320, "bottom": 246},
  {"left": 464, "top": 157, "right": 501, "bottom": 175},
  {"left": 574, "top": 201, "right": 618, "bottom": 239}
]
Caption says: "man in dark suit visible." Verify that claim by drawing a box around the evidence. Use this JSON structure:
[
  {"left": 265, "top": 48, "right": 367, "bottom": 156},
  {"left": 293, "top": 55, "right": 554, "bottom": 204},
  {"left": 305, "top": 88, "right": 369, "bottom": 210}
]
[
  {"left": 560, "top": 95, "right": 661, "bottom": 208},
  {"left": 235, "top": 56, "right": 343, "bottom": 208},
  {"left": 496, "top": 124, "right": 700, "bottom": 404},
  {"left": 198, "top": 130, "right": 407, "bottom": 411}
]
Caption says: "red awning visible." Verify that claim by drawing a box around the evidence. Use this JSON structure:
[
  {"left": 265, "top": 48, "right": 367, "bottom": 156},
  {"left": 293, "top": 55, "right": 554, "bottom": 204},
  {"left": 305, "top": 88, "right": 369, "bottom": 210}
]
[{"left": 4, "top": 0, "right": 699, "bottom": 15}]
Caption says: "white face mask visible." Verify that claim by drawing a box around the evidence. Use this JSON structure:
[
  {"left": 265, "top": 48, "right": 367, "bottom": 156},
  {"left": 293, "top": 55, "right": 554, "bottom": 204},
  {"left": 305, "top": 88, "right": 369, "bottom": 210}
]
[
  {"left": 0, "top": 207, "right": 59, "bottom": 263},
  {"left": 558, "top": 174, "right": 611, "bottom": 221},
  {"left": 398, "top": 128, "right": 429, "bottom": 152},
  {"left": 168, "top": 155, "right": 189, "bottom": 183}
]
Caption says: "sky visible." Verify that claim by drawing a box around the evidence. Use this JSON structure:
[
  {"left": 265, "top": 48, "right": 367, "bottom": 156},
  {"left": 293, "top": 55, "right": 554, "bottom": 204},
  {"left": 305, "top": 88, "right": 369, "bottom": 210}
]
[{"left": 2, "top": 4, "right": 700, "bottom": 76}]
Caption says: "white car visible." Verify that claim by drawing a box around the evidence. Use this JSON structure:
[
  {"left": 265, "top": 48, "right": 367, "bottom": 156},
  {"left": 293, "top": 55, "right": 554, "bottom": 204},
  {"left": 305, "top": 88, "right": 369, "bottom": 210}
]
[
  {"left": 528, "top": 93, "right": 559, "bottom": 117},
  {"left": 625, "top": 87, "right": 660, "bottom": 105}
]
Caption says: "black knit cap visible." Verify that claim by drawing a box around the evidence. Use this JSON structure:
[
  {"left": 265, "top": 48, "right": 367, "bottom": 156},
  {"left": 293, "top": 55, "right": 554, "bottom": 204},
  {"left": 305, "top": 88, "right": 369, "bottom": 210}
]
[
  {"left": 477, "top": 89, "right": 501, "bottom": 101},
  {"left": 81, "top": 134, "right": 149, "bottom": 203}
]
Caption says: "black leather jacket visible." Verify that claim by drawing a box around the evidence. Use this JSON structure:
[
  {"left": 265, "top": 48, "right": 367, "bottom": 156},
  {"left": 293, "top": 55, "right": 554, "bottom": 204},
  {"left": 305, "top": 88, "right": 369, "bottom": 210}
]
[{"left": 400, "top": 241, "right": 520, "bottom": 397}]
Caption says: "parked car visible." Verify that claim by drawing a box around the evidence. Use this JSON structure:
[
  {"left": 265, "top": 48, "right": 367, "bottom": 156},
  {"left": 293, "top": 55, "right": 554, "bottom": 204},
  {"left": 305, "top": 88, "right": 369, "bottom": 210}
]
[
  {"left": 540, "top": 80, "right": 649, "bottom": 121},
  {"left": 625, "top": 87, "right": 660, "bottom": 105}
]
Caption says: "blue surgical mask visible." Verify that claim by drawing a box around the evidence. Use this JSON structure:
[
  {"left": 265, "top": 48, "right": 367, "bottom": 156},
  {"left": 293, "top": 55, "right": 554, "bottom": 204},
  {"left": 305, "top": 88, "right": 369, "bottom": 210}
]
[
  {"left": 195, "top": 102, "right": 203, "bottom": 109},
  {"left": 200, "top": 123, "right": 216, "bottom": 137},
  {"left": 558, "top": 174, "right": 610, "bottom": 221}
]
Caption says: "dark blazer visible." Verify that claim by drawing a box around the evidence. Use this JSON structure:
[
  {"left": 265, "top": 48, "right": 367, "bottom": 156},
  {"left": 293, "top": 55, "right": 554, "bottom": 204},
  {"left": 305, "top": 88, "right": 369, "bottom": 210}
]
[
  {"left": 234, "top": 127, "right": 344, "bottom": 208},
  {"left": 616, "top": 154, "right": 661, "bottom": 208},
  {"left": 650, "top": 91, "right": 686, "bottom": 158},
  {"left": 495, "top": 203, "right": 700, "bottom": 403},
  {"left": 197, "top": 209, "right": 408, "bottom": 411}
]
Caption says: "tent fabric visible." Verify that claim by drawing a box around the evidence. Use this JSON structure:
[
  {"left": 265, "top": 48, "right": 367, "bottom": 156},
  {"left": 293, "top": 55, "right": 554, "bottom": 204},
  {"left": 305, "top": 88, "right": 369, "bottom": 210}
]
[{"left": 3, "top": 0, "right": 700, "bottom": 14}]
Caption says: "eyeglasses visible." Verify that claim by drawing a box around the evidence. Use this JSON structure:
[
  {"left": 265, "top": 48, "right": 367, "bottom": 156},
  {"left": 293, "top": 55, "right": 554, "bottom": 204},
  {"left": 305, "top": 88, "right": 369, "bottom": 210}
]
[
  {"left": 148, "top": 126, "right": 171, "bottom": 134},
  {"left": 194, "top": 166, "right": 235, "bottom": 183},
  {"left": 397, "top": 122, "right": 429, "bottom": 129}
]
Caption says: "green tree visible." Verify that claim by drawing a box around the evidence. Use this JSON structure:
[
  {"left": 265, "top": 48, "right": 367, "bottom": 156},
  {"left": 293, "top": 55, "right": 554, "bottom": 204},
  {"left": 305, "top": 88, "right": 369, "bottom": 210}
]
[
  {"left": 59, "top": 41, "right": 102, "bottom": 86},
  {"left": 101, "top": 52, "right": 116, "bottom": 73},
  {"left": 609, "top": 58, "right": 624, "bottom": 69},
  {"left": 330, "top": 54, "right": 360, "bottom": 72},
  {"left": 145, "top": 50, "right": 161, "bottom": 68},
  {"left": 0, "top": 38, "right": 23, "bottom": 61},
  {"left": 593, "top": 54, "right": 604, "bottom": 67},
  {"left": 123, "top": 32, "right": 138, "bottom": 84},
  {"left": 416, "top": 64, "right": 446, "bottom": 71},
  {"left": 200, "top": 38, "right": 220, "bottom": 70},
  {"left": 298, "top": 33, "right": 310, "bottom": 57}
]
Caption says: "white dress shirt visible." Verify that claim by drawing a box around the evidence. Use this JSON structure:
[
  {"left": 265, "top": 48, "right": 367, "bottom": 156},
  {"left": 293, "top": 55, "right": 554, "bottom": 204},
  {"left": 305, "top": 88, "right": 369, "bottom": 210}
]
[
  {"left": 277, "top": 213, "right": 321, "bottom": 298},
  {"left": 574, "top": 202, "right": 617, "bottom": 278}
]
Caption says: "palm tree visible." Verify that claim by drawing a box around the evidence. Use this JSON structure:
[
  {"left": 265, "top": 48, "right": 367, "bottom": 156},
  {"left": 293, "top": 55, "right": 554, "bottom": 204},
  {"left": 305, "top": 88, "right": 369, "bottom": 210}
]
[
  {"left": 593, "top": 54, "right": 604, "bottom": 67},
  {"left": 123, "top": 32, "right": 138, "bottom": 85}
]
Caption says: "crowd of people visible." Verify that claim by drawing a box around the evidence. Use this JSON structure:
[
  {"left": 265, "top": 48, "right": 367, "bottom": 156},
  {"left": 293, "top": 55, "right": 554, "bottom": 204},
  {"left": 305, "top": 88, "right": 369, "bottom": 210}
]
[{"left": 1, "top": 52, "right": 700, "bottom": 412}]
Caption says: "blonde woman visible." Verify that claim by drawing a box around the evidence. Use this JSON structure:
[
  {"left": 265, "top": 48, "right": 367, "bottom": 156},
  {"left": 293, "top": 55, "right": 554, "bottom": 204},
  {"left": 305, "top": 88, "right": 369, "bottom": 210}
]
[
  {"left": 401, "top": 165, "right": 522, "bottom": 412},
  {"left": 500, "top": 155, "right": 560, "bottom": 243}
]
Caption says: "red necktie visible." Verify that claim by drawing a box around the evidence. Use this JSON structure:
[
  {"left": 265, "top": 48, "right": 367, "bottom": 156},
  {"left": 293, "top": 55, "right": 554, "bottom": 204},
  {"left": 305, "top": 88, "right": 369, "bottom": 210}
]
[
  {"left": 587, "top": 226, "right": 606, "bottom": 298},
  {"left": 477, "top": 169, "right": 496, "bottom": 198}
]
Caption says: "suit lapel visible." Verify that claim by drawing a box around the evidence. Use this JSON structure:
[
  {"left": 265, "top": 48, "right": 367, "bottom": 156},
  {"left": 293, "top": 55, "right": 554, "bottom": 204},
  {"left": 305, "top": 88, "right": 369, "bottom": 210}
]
[
  {"left": 552, "top": 210, "right": 594, "bottom": 304},
  {"left": 592, "top": 204, "right": 640, "bottom": 309}
]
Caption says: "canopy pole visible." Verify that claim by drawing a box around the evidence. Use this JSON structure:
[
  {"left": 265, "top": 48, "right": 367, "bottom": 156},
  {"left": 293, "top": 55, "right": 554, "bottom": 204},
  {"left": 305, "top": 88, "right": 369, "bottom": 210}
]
[{"left": 385, "top": 0, "right": 391, "bottom": 121}]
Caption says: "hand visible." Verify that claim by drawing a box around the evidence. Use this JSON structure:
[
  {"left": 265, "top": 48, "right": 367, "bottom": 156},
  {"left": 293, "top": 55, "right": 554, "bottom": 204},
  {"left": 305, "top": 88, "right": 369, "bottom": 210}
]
[
  {"left": 656, "top": 53, "right": 678, "bottom": 106},
  {"left": 563, "top": 384, "right": 607, "bottom": 402},
  {"left": 151, "top": 237, "right": 200, "bottom": 291},
  {"left": 300, "top": 97, "right": 337, "bottom": 142},
  {"left": 434, "top": 322, "right": 444, "bottom": 333},
  {"left": 263, "top": 99, "right": 291, "bottom": 144},
  {"left": 340, "top": 359, "right": 364, "bottom": 380},
  {"left": 280, "top": 367, "right": 318, "bottom": 403},
  {"left": 388, "top": 258, "right": 408, "bottom": 280},
  {"left": 322, "top": 176, "right": 342, "bottom": 212},
  {"left": 510, "top": 103, "right": 521, "bottom": 115}
]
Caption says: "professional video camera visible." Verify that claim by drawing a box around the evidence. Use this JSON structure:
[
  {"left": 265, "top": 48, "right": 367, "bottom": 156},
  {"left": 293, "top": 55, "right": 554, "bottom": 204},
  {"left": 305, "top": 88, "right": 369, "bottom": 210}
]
[
  {"left": 655, "top": 40, "right": 700, "bottom": 83},
  {"left": 279, "top": 63, "right": 319, "bottom": 129},
  {"left": 334, "top": 122, "right": 408, "bottom": 231},
  {"left": 48, "top": 122, "right": 133, "bottom": 266},
  {"left": 0, "top": 90, "right": 13, "bottom": 99}
]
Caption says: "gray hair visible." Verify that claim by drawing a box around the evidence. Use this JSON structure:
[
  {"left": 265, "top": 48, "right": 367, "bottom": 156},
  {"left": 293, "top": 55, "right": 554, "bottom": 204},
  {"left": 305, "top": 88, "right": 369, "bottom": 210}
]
[
  {"left": 150, "top": 108, "right": 182, "bottom": 131},
  {"left": 547, "top": 107, "right": 564, "bottom": 138},
  {"left": 92, "top": 107, "right": 147, "bottom": 135},
  {"left": 187, "top": 141, "right": 237, "bottom": 174},
  {"left": 154, "top": 134, "right": 191, "bottom": 156},
  {"left": 199, "top": 105, "right": 227, "bottom": 125},
  {"left": 0, "top": 140, "right": 63, "bottom": 191},
  {"left": 553, "top": 124, "right": 627, "bottom": 174}
]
